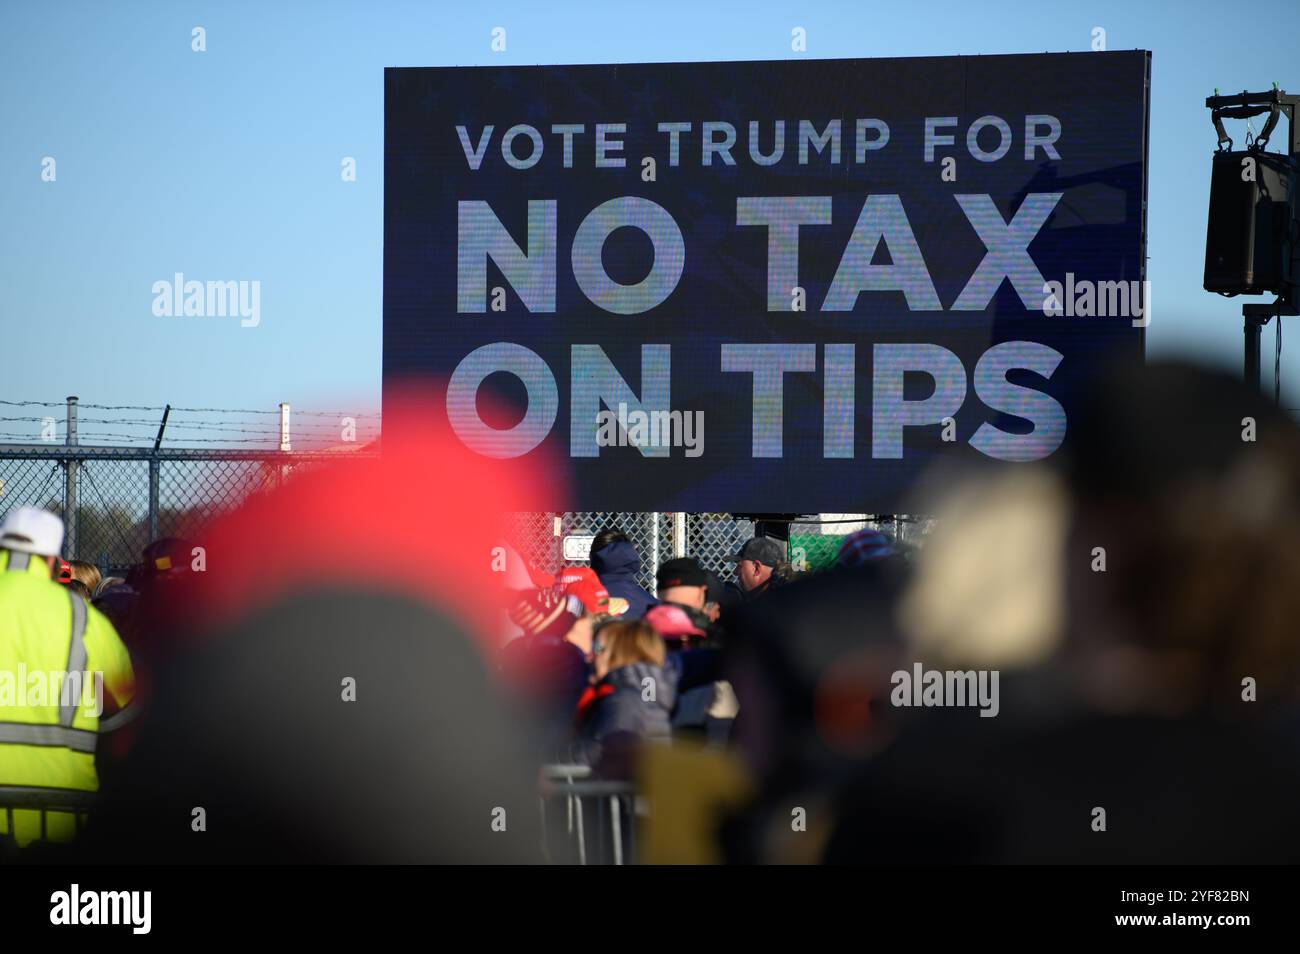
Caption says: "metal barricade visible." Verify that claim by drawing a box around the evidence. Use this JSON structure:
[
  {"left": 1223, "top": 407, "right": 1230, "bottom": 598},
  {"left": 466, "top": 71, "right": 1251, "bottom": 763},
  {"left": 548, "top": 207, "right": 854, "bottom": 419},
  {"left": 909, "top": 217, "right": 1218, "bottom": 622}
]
[
  {"left": 539, "top": 764, "right": 638, "bottom": 865},
  {"left": 0, "top": 785, "right": 97, "bottom": 858}
]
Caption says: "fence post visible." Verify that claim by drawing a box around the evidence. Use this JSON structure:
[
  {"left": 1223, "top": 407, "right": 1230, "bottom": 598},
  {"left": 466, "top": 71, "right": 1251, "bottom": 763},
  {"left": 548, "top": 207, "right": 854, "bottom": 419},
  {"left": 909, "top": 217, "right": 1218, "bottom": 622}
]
[
  {"left": 649, "top": 512, "right": 661, "bottom": 575},
  {"left": 148, "top": 455, "right": 160, "bottom": 543},
  {"left": 64, "top": 396, "right": 78, "bottom": 559},
  {"left": 673, "top": 512, "right": 686, "bottom": 558},
  {"left": 279, "top": 403, "right": 291, "bottom": 487}
]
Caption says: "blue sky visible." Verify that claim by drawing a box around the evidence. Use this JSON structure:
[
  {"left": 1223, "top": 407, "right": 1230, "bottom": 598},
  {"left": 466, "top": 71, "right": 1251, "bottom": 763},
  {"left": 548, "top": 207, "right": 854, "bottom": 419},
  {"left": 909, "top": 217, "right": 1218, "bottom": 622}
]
[{"left": 1, "top": 0, "right": 1298, "bottom": 445}]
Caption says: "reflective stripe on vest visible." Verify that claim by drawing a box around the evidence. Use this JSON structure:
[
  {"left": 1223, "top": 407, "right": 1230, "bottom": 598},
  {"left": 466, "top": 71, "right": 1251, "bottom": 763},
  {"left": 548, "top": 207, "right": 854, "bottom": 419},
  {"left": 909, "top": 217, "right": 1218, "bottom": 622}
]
[
  {"left": 98, "top": 704, "right": 138, "bottom": 733},
  {"left": 5, "top": 551, "right": 32, "bottom": 572},
  {"left": 0, "top": 723, "right": 97, "bottom": 753},
  {"left": 61, "top": 589, "right": 88, "bottom": 727},
  {"left": 0, "top": 581, "right": 96, "bottom": 756}
]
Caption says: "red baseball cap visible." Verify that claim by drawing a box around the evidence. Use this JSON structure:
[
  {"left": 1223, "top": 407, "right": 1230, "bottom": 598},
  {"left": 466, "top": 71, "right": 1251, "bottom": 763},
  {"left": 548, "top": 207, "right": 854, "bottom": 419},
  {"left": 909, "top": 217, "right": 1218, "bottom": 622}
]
[{"left": 557, "top": 567, "right": 610, "bottom": 615}]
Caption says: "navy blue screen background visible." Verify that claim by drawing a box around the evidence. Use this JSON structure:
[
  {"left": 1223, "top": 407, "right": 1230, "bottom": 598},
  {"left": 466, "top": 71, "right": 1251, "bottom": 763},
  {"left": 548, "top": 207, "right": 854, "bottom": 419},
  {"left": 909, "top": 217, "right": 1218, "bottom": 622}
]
[{"left": 384, "top": 52, "right": 1150, "bottom": 511}]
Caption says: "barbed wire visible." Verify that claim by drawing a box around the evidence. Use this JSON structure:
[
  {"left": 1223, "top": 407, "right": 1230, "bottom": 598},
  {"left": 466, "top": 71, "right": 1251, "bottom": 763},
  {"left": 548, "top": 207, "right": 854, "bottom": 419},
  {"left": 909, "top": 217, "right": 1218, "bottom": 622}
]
[
  {"left": 164, "top": 406, "right": 381, "bottom": 419},
  {"left": 0, "top": 399, "right": 383, "bottom": 450},
  {"left": 1, "top": 416, "right": 376, "bottom": 434},
  {"left": 72, "top": 433, "right": 307, "bottom": 444},
  {"left": 2, "top": 436, "right": 376, "bottom": 448},
  {"left": 73, "top": 403, "right": 168, "bottom": 412},
  {"left": 1, "top": 399, "right": 381, "bottom": 419}
]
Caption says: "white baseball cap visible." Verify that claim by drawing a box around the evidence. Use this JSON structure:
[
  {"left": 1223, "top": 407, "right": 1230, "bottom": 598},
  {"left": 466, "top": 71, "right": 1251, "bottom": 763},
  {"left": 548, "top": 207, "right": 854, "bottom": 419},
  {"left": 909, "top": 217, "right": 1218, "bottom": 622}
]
[{"left": 0, "top": 506, "right": 65, "bottom": 557}]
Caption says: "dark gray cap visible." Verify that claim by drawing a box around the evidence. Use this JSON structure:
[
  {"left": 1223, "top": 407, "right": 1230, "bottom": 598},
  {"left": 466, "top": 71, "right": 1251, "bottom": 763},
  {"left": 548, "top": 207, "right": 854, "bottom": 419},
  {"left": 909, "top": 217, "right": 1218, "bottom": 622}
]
[{"left": 726, "top": 536, "right": 785, "bottom": 566}]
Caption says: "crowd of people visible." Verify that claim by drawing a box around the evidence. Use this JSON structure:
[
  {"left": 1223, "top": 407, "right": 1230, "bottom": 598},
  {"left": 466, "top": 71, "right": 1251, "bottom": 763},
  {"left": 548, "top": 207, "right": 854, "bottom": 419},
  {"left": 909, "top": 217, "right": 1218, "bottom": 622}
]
[
  {"left": 0, "top": 483, "right": 895, "bottom": 858},
  {"left": 3, "top": 359, "right": 1300, "bottom": 864},
  {"left": 496, "top": 527, "right": 898, "bottom": 772}
]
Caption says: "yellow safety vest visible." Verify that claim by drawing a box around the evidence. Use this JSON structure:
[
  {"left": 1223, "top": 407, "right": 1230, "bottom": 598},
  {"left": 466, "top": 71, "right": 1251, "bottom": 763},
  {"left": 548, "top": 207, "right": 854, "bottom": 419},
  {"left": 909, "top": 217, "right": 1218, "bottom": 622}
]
[{"left": 0, "top": 549, "right": 135, "bottom": 847}]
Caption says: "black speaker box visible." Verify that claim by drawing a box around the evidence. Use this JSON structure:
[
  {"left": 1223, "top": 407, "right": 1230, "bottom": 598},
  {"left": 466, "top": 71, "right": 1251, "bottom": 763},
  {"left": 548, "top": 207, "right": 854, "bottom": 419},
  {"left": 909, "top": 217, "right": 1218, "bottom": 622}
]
[{"left": 1203, "top": 149, "right": 1296, "bottom": 295}]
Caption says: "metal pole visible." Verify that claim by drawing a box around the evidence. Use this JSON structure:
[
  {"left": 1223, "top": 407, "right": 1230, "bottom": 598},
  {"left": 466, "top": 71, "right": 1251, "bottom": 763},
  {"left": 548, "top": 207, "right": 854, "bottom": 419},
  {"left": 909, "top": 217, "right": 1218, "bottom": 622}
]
[
  {"left": 148, "top": 457, "right": 160, "bottom": 544},
  {"left": 278, "top": 402, "right": 291, "bottom": 486},
  {"left": 553, "top": 513, "right": 564, "bottom": 570},
  {"left": 649, "top": 512, "right": 661, "bottom": 578},
  {"left": 673, "top": 511, "right": 686, "bottom": 558},
  {"left": 152, "top": 404, "right": 171, "bottom": 451},
  {"left": 148, "top": 404, "right": 168, "bottom": 545},
  {"left": 574, "top": 795, "right": 586, "bottom": 865},
  {"left": 610, "top": 795, "right": 623, "bottom": 866},
  {"left": 538, "top": 797, "right": 550, "bottom": 863},
  {"left": 64, "top": 396, "right": 78, "bottom": 559},
  {"left": 1244, "top": 312, "right": 1266, "bottom": 393}
]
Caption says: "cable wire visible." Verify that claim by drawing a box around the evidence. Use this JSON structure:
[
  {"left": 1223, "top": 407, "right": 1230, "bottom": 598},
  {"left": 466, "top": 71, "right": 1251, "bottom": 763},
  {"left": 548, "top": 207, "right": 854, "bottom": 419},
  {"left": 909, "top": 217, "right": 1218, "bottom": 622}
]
[
  {"left": 78, "top": 465, "right": 144, "bottom": 558},
  {"left": 1277, "top": 313, "right": 1283, "bottom": 406},
  {"left": 31, "top": 462, "right": 62, "bottom": 510}
]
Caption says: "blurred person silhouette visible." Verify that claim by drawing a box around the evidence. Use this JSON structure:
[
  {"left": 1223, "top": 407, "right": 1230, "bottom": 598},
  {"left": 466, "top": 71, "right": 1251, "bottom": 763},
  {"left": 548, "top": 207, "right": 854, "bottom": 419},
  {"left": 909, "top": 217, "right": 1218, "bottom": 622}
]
[
  {"left": 717, "top": 555, "right": 913, "bottom": 862},
  {"left": 497, "top": 540, "right": 555, "bottom": 592},
  {"left": 67, "top": 388, "right": 555, "bottom": 863},
  {"left": 501, "top": 587, "right": 594, "bottom": 758},
  {"left": 101, "top": 537, "right": 198, "bottom": 656},
  {"left": 835, "top": 528, "right": 896, "bottom": 568},
  {"left": 815, "top": 360, "right": 1300, "bottom": 864},
  {"left": 93, "top": 537, "right": 205, "bottom": 765}
]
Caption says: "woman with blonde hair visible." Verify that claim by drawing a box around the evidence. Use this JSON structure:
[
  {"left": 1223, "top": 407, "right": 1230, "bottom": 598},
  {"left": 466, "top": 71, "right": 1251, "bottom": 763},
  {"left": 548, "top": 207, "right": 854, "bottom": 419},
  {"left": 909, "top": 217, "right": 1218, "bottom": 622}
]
[
  {"left": 68, "top": 560, "right": 102, "bottom": 593},
  {"left": 573, "top": 620, "right": 676, "bottom": 768}
]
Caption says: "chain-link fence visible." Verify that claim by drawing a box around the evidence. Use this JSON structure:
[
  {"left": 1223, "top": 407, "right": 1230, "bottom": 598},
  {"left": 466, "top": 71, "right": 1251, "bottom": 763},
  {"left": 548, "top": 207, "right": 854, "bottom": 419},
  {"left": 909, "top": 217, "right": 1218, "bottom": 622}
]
[
  {"left": 2, "top": 443, "right": 932, "bottom": 582},
  {"left": 504, "top": 510, "right": 933, "bottom": 592},
  {"left": 0, "top": 445, "right": 372, "bottom": 572}
]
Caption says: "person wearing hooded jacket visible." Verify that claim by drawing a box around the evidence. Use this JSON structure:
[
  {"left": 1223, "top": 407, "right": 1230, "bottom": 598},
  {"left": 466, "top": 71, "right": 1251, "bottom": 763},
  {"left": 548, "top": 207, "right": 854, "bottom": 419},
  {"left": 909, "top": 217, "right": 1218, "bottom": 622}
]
[{"left": 589, "top": 531, "right": 657, "bottom": 619}]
